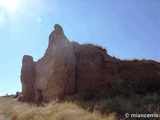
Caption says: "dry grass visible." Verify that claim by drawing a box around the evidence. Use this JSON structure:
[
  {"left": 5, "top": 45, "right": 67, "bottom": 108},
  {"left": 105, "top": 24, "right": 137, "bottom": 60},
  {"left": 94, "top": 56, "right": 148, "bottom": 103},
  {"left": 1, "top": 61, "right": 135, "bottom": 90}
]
[
  {"left": 0, "top": 97, "right": 115, "bottom": 120},
  {"left": 65, "top": 93, "right": 160, "bottom": 119},
  {"left": 1, "top": 92, "right": 160, "bottom": 120}
]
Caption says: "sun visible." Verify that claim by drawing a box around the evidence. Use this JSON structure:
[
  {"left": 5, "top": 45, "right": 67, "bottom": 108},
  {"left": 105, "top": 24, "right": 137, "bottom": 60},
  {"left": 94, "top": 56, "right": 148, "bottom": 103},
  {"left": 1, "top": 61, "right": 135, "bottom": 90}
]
[{"left": 0, "top": 0, "right": 20, "bottom": 13}]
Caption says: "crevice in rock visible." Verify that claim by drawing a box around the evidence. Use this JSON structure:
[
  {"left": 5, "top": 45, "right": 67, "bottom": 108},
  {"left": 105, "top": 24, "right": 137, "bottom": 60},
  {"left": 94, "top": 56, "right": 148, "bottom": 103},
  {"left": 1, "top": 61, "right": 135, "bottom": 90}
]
[
  {"left": 35, "top": 89, "right": 43, "bottom": 104},
  {"left": 74, "top": 45, "right": 78, "bottom": 93}
]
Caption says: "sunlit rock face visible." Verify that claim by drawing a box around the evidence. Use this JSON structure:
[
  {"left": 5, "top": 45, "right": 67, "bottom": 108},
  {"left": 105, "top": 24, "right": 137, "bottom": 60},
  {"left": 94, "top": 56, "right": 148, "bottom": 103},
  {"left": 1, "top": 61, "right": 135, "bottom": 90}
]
[
  {"left": 21, "top": 24, "right": 160, "bottom": 103},
  {"left": 21, "top": 24, "right": 76, "bottom": 102},
  {"left": 34, "top": 24, "right": 76, "bottom": 102}
]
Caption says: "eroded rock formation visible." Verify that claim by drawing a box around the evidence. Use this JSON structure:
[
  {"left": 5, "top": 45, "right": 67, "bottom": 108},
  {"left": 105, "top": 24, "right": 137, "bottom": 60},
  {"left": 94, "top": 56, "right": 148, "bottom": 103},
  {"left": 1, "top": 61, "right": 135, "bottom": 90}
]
[
  {"left": 21, "top": 24, "right": 160, "bottom": 102},
  {"left": 21, "top": 55, "right": 35, "bottom": 102}
]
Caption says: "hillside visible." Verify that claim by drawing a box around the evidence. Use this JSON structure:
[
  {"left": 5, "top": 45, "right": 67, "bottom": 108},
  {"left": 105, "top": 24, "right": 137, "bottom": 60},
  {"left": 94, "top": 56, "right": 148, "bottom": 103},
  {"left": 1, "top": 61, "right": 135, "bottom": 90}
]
[{"left": 0, "top": 97, "right": 115, "bottom": 120}]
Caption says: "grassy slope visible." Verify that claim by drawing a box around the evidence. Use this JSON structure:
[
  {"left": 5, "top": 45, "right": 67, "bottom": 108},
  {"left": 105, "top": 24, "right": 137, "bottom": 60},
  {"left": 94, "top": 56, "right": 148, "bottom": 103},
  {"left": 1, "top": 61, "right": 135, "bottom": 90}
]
[
  {"left": 1, "top": 93, "right": 160, "bottom": 120},
  {"left": 0, "top": 97, "right": 115, "bottom": 120}
]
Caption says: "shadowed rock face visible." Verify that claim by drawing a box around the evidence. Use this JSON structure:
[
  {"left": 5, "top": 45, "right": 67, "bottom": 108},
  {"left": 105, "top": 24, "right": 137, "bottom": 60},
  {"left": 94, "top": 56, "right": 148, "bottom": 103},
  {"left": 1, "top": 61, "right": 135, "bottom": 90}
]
[
  {"left": 21, "top": 24, "right": 160, "bottom": 102},
  {"left": 21, "top": 55, "right": 35, "bottom": 102}
]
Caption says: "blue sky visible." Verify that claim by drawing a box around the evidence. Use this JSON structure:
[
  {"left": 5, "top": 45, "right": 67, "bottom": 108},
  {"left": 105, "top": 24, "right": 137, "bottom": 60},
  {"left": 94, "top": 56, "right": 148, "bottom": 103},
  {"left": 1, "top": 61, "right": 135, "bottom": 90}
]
[{"left": 0, "top": 0, "right": 159, "bottom": 96}]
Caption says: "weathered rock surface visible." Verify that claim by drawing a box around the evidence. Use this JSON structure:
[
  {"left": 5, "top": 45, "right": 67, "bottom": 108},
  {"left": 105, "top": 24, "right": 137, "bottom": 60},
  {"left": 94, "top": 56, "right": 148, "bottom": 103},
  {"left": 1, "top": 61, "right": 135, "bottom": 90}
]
[
  {"left": 21, "top": 55, "right": 35, "bottom": 102},
  {"left": 118, "top": 60, "right": 160, "bottom": 94},
  {"left": 34, "top": 24, "right": 76, "bottom": 102},
  {"left": 72, "top": 42, "right": 120, "bottom": 94},
  {"left": 21, "top": 24, "right": 76, "bottom": 102},
  {"left": 21, "top": 24, "right": 160, "bottom": 102}
]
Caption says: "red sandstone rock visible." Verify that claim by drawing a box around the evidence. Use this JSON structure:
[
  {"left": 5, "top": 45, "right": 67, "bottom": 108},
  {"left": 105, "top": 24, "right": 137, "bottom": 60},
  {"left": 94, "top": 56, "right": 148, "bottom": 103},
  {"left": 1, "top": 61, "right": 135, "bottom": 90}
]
[
  {"left": 20, "top": 24, "right": 160, "bottom": 103},
  {"left": 118, "top": 60, "right": 160, "bottom": 94},
  {"left": 72, "top": 43, "right": 120, "bottom": 94}
]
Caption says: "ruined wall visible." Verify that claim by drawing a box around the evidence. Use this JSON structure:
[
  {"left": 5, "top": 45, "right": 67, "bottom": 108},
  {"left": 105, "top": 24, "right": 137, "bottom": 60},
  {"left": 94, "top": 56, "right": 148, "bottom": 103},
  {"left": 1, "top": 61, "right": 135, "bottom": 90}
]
[{"left": 20, "top": 24, "right": 160, "bottom": 103}]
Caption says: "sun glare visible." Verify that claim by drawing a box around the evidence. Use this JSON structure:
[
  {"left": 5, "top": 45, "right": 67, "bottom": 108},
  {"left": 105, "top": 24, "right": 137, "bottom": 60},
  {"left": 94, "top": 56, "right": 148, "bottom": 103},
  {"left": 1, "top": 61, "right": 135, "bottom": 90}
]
[{"left": 0, "top": 0, "right": 20, "bottom": 13}]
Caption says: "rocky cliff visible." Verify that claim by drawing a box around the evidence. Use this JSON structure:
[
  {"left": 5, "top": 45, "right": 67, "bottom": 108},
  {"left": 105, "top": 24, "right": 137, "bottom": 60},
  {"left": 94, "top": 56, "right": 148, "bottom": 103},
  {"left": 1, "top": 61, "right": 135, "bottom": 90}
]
[{"left": 21, "top": 24, "right": 160, "bottom": 103}]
